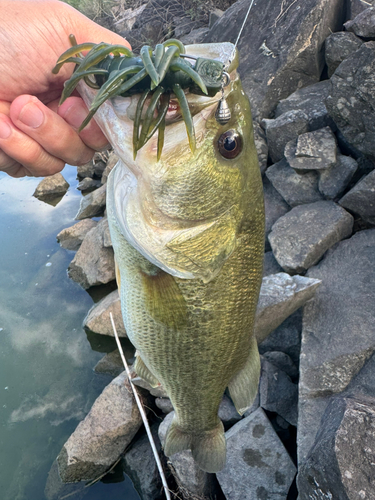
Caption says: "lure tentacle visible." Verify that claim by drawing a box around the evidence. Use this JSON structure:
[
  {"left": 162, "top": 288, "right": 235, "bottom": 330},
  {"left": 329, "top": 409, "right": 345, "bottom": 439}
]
[{"left": 55, "top": 36, "right": 225, "bottom": 157}]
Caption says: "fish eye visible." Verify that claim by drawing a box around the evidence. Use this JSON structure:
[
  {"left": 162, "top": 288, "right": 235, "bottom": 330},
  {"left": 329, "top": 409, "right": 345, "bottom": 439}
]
[{"left": 217, "top": 130, "right": 243, "bottom": 159}]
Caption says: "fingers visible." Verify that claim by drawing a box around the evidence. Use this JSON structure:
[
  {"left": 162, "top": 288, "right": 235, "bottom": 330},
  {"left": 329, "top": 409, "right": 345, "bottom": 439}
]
[
  {"left": 0, "top": 112, "right": 65, "bottom": 177},
  {"left": 10, "top": 95, "right": 96, "bottom": 167},
  {"left": 57, "top": 97, "right": 110, "bottom": 151}
]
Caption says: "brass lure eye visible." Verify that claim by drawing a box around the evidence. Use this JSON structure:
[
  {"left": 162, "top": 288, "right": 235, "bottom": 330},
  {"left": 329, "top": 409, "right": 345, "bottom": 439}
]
[{"left": 217, "top": 130, "right": 243, "bottom": 159}]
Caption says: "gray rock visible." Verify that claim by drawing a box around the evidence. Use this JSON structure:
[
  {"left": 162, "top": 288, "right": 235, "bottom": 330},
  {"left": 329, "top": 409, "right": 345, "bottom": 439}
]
[
  {"left": 348, "top": 0, "right": 375, "bottom": 19},
  {"left": 83, "top": 289, "right": 126, "bottom": 337},
  {"left": 263, "top": 176, "right": 290, "bottom": 251},
  {"left": 326, "top": 42, "right": 375, "bottom": 160},
  {"left": 298, "top": 229, "right": 375, "bottom": 464},
  {"left": 259, "top": 309, "right": 302, "bottom": 368},
  {"left": 345, "top": 7, "right": 375, "bottom": 39},
  {"left": 263, "top": 110, "right": 309, "bottom": 163},
  {"left": 218, "top": 395, "right": 242, "bottom": 429},
  {"left": 339, "top": 168, "right": 375, "bottom": 224},
  {"left": 77, "top": 160, "right": 95, "bottom": 179},
  {"left": 255, "top": 273, "right": 321, "bottom": 344},
  {"left": 206, "top": 0, "right": 345, "bottom": 119},
  {"left": 297, "top": 396, "right": 375, "bottom": 500},
  {"left": 297, "top": 395, "right": 330, "bottom": 467},
  {"left": 68, "top": 218, "right": 115, "bottom": 289},
  {"left": 158, "top": 412, "right": 217, "bottom": 499},
  {"left": 77, "top": 177, "right": 101, "bottom": 192},
  {"left": 179, "top": 27, "right": 209, "bottom": 45},
  {"left": 216, "top": 408, "right": 296, "bottom": 500},
  {"left": 259, "top": 358, "right": 298, "bottom": 426},
  {"left": 101, "top": 151, "right": 118, "bottom": 185},
  {"left": 319, "top": 154, "right": 358, "bottom": 200},
  {"left": 33, "top": 173, "right": 69, "bottom": 199},
  {"left": 94, "top": 350, "right": 124, "bottom": 378},
  {"left": 209, "top": 8, "right": 223, "bottom": 28},
  {"left": 325, "top": 31, "right": 363, "bottom": 77},
  {"left": 75, "top": 183, "right": 106, "bottom": 220},
  {"left": 266, "top": 159, "right": 323, "bottom": 208},
  {"left": 122, "top": 424, "right": 162, "bottom": 500},
  {"left": 262, "top": 351, "right": 299, "bottom": 380},
  {"left": 93, "top": 160, "right": 106, "bottom": 179},
  {"left": 57, "top": 219, "right": 97, "bottom": 251},
  {"left": 57, "top": 372, "right": 144, "bottom": 482},
  {"left": 284, "top": 127, "right": 337, "bottom": 172},
  {"left": 263, "top": 251, "right": 283, "bottom": 277},
  {"left": 275, "top": 80, "right": 333, "bottom": 130},
  {"left": 253, "top": 121, "right": 268, "bottom": 175},
  {"left": 155, "top": 397, "right": 174, "bottom": 414},
  {"left": 300, "top": 229, "right": 375, "bottom": 398},
  {"left": 44, "top": 460, "right": 88, "bottom": 500},
  {"left": 269, "top": 201, "right": 354, "bottom": 274}
]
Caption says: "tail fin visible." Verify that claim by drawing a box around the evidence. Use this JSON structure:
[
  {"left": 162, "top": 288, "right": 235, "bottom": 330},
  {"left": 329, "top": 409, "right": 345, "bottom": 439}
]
[
  {"left": 191, "top": 421, "right": 226, "bottom": 473},
  {"left": 164, "top": 416, "right": 191, "bottom": 457},
  {"left": 164, "top": 416, "right": 226, "bottom": 473}
]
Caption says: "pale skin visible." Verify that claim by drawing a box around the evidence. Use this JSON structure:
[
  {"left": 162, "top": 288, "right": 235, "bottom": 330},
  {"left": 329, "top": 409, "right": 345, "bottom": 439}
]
[{"left": 0, "top": 0, "right": 131, "bottom": 178}]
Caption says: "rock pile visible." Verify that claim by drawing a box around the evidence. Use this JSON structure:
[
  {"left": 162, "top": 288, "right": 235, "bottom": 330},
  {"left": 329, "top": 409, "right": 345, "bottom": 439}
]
[{"left": 42, "top": 1, "right": 375, "bottom": 499}]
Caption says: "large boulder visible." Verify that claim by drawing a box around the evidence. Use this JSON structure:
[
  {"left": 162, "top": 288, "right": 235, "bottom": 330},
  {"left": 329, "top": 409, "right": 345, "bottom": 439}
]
[
  {"left": 33, "top": 173, "right": 69, "bottom": 199},
  {"left": 324, "top": 31, "right": 363, "bottom": 77},
  {"left": 57, "top": 219, "right": 97, "bottom": 251},
  {"left": 206, "top": 0, "right": 345, "bottom": 119},
  {"left": 344, "top": 7, "right": 375, "bottom": 38},
  {"left": 298, "top": 395, "right": 375, "bottom": 500},
  {"left": 83, "top": 289, "right": 126, "bottom": 337},
  {"left": 254, "top": 273, "right": 321, "bottom": 344},
  {"left": 68, "top": 218, "right": 115, "bottom": 289},
  {"left": 266, "top": 159, "right": 323, "bottom": 208},
  {"left": 122, "top": 424, "right": 163, "bottom": 500},
  {"left": 326, "top": 41, "right": 375, "bottom": 160},
  {"left": 275, "top": 80, "right": 333, "bottom": 130},
  {"left": 75, "top": 183, "right": 106, "bottom": 220},
  {"left": 339, "top": 168, "right": 375, "bottom": 225},
  {"left": 57, "top": 372, "right": 144, "bottom": 482},
  {"left": 269, "top": 201, "right": 354, "bottom": 274},
  {"left": 216, "top": 408, "right": 296, "bottom": 500},
  {"left": 348, "top": 0, "right": 375, "bottom": 19},
  {"left": 263, "top": 176, "right": 290, "bottom": 250},
  {"left": 298, "top": 229, "right": 375, "bottom": 468}
]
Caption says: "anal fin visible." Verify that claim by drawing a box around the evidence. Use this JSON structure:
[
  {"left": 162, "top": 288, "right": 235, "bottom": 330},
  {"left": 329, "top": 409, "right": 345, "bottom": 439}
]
[
  {"left": 228, "top": 336, "right": 260, "bottom": 415},
  {"left": 134, "top": 354, "right": 160, "bottom": 388}
]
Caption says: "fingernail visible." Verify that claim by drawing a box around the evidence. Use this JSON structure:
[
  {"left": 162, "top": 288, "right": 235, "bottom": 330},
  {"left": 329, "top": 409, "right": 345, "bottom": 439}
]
[
  {"left": 0, "top": 120, "right": 11, "bottom": 139},
  {"left": 19, "top": 102, "right": 44, "bottom": 128}
]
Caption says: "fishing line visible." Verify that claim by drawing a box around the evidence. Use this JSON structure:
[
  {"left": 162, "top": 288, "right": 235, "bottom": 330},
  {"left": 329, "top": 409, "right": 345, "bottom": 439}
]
[
  {"left": 228, "top": 0, "right": 256, "bottom": 66},
  {"left": 216, "top": 0, "right": 256, "bottom": 124}
]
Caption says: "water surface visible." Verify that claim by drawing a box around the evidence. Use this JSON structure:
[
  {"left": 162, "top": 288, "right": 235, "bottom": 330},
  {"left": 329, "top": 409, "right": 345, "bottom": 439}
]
[{"left": 0, "top": 167, "right": 140, "bottom": 500}]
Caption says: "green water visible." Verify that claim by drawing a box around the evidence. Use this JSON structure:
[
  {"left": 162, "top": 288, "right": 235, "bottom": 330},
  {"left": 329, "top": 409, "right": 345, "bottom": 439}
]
[{"left": 0, "top": 167, "right": 140, "bottom": 500}]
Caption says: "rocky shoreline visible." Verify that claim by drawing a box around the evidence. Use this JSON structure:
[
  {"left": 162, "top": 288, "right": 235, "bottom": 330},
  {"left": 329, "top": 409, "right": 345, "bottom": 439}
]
[{"left": 35, "top": 1, "right": 375, "bottom": 499}]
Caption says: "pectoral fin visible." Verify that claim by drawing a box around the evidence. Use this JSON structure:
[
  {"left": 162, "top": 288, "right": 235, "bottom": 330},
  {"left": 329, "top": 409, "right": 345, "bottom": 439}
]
[
  {"left": 134, "top": 353, "right": 160, "bottom": 388},
  {"left": 141, "top": 269, "right": 187, "bottom": 329},
  {"left": 167, "top": 211, "right": 237, "bottom": 283},
  {"left": 228, "top": 336, "right": 260, "bottom": 415}
]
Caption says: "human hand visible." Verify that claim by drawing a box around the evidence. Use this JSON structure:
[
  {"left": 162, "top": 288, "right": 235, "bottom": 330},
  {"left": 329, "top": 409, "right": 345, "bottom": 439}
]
[{"left": 0, "top": 0, "right": 131, "bottom": 177}]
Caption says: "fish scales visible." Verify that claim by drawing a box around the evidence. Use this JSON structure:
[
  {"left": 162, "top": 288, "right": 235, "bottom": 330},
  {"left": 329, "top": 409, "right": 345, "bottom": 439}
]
[{"left": 79, "top": 42, "right": 265, "bottom": 473}]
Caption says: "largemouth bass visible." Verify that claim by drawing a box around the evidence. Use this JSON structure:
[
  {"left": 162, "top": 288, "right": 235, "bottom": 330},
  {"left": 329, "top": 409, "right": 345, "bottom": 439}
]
[{"left": 78, "top": 42, "right": 264, "bottom": 473}]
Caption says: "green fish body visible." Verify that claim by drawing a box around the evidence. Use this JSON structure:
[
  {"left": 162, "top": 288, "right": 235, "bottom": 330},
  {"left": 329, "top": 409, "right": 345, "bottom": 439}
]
[{"left": 79, "top": 43, "right": 264, "bottom": 472}]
